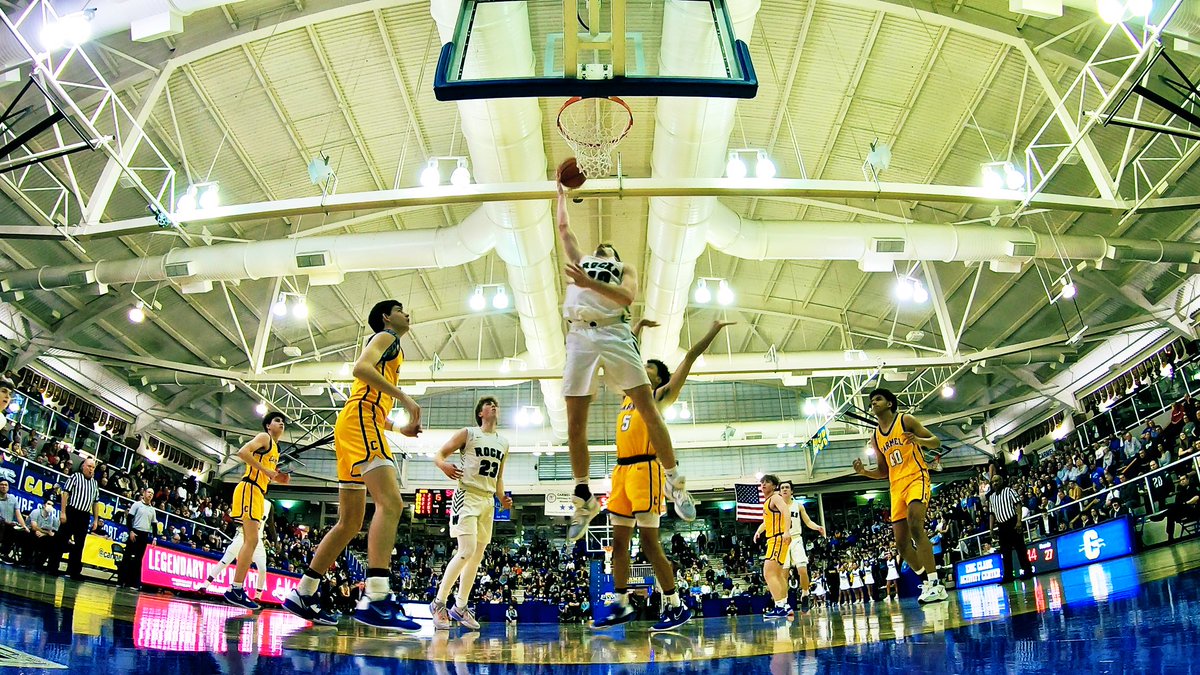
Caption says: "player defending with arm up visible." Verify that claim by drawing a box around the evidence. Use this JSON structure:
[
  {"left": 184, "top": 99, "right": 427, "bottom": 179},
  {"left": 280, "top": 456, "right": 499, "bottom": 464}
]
[
  {"left": 430, "top": 397, "right": 511, "bottom": 631},
  {"left": 853, "top": 388, "right": 947, "bottom": 604},
  {"left": 557, "top": 183, "right": 695, "bottom": 541}
]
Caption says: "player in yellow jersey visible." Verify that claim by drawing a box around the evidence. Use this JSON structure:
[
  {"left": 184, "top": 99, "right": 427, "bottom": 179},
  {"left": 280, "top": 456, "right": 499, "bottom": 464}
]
[
  {"left": 754, "top": 474, "right": 792, "bottom": 619},
  {"left": 852, "top": 387, "right": 948, "bottom": 604},
  {"left": 284, "top": 300, "right": 423, "bottom": 630},
  {"left": 223, "top": 411, "right": 288, "bottom": 610},
  {"left": 592, "top": 319, "right": 732, "bottom": 631}
]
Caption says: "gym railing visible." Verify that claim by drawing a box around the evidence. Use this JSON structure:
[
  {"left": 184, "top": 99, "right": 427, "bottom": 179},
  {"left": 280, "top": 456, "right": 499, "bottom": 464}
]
[
  {"left": 955, "top": 451, "right": 1200, "bottom": 559},
  {"left": 6, "top": 392, "right": 142, "bottom": 473}
]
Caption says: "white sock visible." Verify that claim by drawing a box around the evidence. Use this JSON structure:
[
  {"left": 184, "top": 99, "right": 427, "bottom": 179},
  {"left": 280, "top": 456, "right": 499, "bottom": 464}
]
[
  {"left": 664, "top": 591, "right": 681, "bottom": 608},
  {"left": 614, "top": 591, "right": 630, "bottom": 607},
  {"left": 365, "top": 576, "right": 390, "bottom": 602},
  {"left": 298, "top": 575, "right": 320, "bottom": 597},
  {"left": 775, "top": 599, "right": 789, "bottom": 609},
  {"left": 927, "top": 571, "right": 939, "bottom": 584}
]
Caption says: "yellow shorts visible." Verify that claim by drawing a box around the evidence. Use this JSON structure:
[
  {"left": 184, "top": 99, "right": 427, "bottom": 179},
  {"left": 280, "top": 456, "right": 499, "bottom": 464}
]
[
  {"left": 890, "top": 472, "right": 931, "bottom": 522},
  {"left": 333, "top": 401, "right": 395, "bottom": 487},
  {"left": 764, "top": 535, "right": 787, "bottom": 565},
  {"left": 605, "top": 457, "right": 665, "bottom": 527},
  {"left": 232, "top": 481, "right": 267, "bottom": 522}
]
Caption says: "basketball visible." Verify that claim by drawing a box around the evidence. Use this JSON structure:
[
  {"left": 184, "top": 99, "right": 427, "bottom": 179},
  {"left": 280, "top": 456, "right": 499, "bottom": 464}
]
[{"left": 557, "top": 157, "right": 586, "bottom": 189}]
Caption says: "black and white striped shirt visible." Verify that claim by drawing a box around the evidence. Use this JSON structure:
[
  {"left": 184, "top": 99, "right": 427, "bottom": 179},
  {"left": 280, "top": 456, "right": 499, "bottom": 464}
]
[
  {"left": 64, "top": 473, "right": 99, "bottom": 512},
  {"left": 988, "top": 485, "right": 1021, "bottom": 525}
]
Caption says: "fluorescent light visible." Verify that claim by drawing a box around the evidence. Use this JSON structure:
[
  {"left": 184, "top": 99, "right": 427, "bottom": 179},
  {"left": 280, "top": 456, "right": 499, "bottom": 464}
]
[
  {"left": 272, "top": 297, "right": 288, "bottom": 316},
  {"left": 895, "top": 277, "right": 914, "bottom": 301},
  {"left": 1098, "top": 0, "right": 1125, "bottom": 22},
  {"left": 529, "top": 407, "right": 544, "bottom": 425},
  {"left": 694, "top": 279, "right": 711, "bottom": 304},
  {"left": 469, "top": 287, "right": 486, "bottom": 311},
  {"left": 941, "top": 383, "right": 956, "bottom": 398},
  {"left": 1003, "top": 163, "right": 1026, "bottom": 190},
  {"left": 679, "top": 401, "right": 691, "bottom": 420},
  {"left": 726, "top": 154, "right": 747, "bottom": 179},
  {"left": 420, "top": 160, "right": 441, "bottom": 188},
  {"left": 755, "top": 152, "right": 776, "bottom": 179},
  {"left": 1061, "top": 281, "right": 1077, "bottom": 299},
  {"left": 292, "top": 297, "right": 308, "bottom": 319},
  {"left": 128, "top": 302, "right": 146, "bottom": 323},
  {"left": 665, "top": 405, "right": 678, "bottom": 421},
  {"left": 255, "top": 402, "right": 268, "bottom": 415},
  {"left": 492, "top": 287, "right": 509, "bottom": 309},
  {"left": 982, "top": 165, "right": 1004, "bottom": 192},
  {"left": 176, "top": 185, "right": 198, "bottom": 214},
  {"left": 912, "top": 282, "right": 929, "bottom": 304},
  {"left": 716, "top": 280, "right": 734, "bottom": 306},
  {"left": 450, "top": 161, "right": 471, "bottom": 187},
  {"left": 198, "top": 184, "right": 220, "bottom": 210}
]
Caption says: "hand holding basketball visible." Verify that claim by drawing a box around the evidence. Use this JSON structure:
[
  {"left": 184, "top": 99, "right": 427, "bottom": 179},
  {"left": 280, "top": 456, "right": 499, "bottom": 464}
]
[{"left": 557, "top": 157, "right": 586, "bottom": 189}]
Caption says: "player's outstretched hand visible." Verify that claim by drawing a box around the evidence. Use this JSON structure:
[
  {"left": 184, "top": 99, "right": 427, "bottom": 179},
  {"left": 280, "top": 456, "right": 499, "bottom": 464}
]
[
  {"left": 635, "top": 319, "right": 660, "bottom": 331},
  {"left": 437, "top": 461, "right": 463, "bottom": 480},
  {"left": 710, "top": 320, "right": 736, "bottom": 333},
  {"left": 852, "top": 458, "right": 865, "bottom": 475},
  {"left": 564, "top": 263, "right": 591, "bottom": 287}
]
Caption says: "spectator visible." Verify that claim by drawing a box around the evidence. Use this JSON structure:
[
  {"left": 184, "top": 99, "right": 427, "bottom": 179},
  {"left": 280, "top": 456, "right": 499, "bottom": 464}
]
[
  {"left": 26, "top": 500, "right": 59, "bottom": 569},
  {"left": 1159, "top": 473, "right": 1199, "bottom": 542},
  {"left": 0, "top": 479, "right": 29, "bottom": 563},
  {"left": 120, "top": 488, "right": 157, "bottom": 588}
]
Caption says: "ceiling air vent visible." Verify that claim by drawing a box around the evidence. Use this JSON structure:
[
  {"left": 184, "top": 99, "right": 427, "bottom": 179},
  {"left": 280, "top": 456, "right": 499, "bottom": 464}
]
[
  {"left": 871, "top": 238, "right": 905, "bottom": 254},
  {"left": 65, "top": 270, "right": 93, "bottom": 286},
  {"left": 164, "top": 262, "right": 192, "bottom": 278},
  {"left": 296, "top": 252, "right": 330, "bottom": 269},
  {"left": 1007, "top": 241, "right": 1037, "bottom": 258},
  {"left": 744, "top": 432, "right": 763, "bottom": 441}
]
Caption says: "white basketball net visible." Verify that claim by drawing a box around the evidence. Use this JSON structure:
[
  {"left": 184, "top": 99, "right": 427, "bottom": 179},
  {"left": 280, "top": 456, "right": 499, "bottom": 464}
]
[{"left": 557, "top": 96, "right": 633, "bottom": 178}]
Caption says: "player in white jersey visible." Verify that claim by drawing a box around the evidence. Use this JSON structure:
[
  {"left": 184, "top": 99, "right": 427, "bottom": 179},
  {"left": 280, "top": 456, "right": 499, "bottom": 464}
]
[
  {"left": 197, "top": 500, "right": 272, "bottom": 601},
  {"left": 776, "top": 481, "right": 824, "bottom": 614},
  {"left": 556, "top": 183, "right": 695, "bottom": 541},
  {"left": 430, "top": 397, "right": 512, "bottom": 631}
]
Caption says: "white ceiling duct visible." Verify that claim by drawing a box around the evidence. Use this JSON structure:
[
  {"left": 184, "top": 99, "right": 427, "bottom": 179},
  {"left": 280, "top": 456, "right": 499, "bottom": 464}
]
[
  {"left": 704, "top": 204, "right": 1200, "bottom": 266},
  {"left": 0, "top": 210, "right": 496, "bottom": 291},
  {"left": 431, "top": 0, "right": 567, "bottom": 440},
  {"left": 640, "top": 0, "right": 761, "bottom": 359}
]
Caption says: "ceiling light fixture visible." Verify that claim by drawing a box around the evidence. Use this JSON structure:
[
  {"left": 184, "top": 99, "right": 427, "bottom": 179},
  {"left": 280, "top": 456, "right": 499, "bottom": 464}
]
[
  {"left": 40, "top": 9, "right": 95, "bottom": 51},
  {"left": 421, "top": 156, "right": 471, "bottom": 188},
  {"left": 726, "top": 148, "right": 776, "bottom": 179},
  {"left": 469, "top": 286, "right": 487, "bottom": 311},
  {"left": 128, "top": 301, "right": 146, "bottom": 324}
]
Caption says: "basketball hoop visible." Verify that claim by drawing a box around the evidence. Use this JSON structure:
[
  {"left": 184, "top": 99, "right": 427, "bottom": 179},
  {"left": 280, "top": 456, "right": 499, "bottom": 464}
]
[{"left": 557, "top": 96, "right": 633, "bottom": 178}]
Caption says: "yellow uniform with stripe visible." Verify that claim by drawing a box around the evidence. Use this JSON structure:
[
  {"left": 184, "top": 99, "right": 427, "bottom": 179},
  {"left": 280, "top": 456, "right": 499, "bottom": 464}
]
[
  {"left": 875, "top": 414, "right": 930, "bottom": 523},
  {"left": 762, "top": 496, "right": 787, "bottom": 564},
  {"left": 333, "top": 330, "right": 403, "bottom": 486},
  {"left": 606, "top": 396, "right": 665, "bottom": 526},
  {"left": 232, "top": 438, "right": 278, "bottom": 522}
]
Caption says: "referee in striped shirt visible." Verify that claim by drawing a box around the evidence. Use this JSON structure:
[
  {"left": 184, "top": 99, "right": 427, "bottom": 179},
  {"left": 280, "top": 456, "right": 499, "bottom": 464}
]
[
  {"left": 987, "top": 473, "right": 1033, "bottom": 582},
  {"left": 55, "top": 457, "right": 103, "bottom": 580}
]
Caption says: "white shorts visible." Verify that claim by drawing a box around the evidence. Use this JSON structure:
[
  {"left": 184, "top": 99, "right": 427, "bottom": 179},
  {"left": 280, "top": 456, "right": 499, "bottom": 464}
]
[
  {"left": 562, "top": 323, "right": 649, "bottom": 397},
  {"left": 608, "top": 511, "right": 661, "bottom": 529},
  {"left": 786, "top": 539, "right": 808, "bottom": 567},
  {"left": 449, "top": 489, "right": 495, "bottom": 543}
]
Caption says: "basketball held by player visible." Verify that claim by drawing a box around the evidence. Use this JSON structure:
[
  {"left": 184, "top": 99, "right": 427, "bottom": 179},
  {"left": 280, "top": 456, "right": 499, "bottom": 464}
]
[
  {"left": 555, "top": 169, "right": 696, "bottom": 542},
  {"left": 853, "top": 387, "right": 948, "bottom": 604}
]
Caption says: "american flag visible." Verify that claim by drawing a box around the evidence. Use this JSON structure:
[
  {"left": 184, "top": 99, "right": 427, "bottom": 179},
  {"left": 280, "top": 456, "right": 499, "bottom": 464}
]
[{"left": 735, "top": 483, "right": 765, "bottom": 523}]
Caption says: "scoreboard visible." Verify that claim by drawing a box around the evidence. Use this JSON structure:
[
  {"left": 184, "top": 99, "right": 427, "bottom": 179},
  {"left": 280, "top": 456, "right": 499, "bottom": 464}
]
[
  {"left": 414, "top": 489, "right": 454, "bottom": 519},
  {"left": 954, "top": 516, "right": 1135, "bottom": 587},
  {"left": 413, "top": 489, "right": 513, "bottom": 521}
]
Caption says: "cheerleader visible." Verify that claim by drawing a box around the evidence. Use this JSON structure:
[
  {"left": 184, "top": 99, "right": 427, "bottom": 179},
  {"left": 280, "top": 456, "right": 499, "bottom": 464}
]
[
  {"left": 849, "top": 563, "right": 864, "bottom": 604},
  {"left": 861, "top": 558, "right": 876, "bottom": 603},
  {"left": 812, "top": 573, "right": 827, "bottom": 610},
  {"left": 885, "top": 551, "right": 901, "bottom": 601},
  {"left": 838, "top": 563, "right": 852, "bottom": 606}
]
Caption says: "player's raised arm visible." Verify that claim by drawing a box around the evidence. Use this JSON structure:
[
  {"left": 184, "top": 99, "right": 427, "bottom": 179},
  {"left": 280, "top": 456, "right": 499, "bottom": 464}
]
[
  {"left": 658, "top": 320, "right": 735, "bottom": 405},
  {"left": 557, "top": 185, "right": 583, "bottom": 265}
]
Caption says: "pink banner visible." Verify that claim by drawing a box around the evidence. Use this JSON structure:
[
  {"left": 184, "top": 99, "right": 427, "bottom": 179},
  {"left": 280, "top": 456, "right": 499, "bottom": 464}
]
[
  {"left": 140, "top": 544, "right": 302, "bottom": 606},
  {"left": 134, "top": 595, "right": 309, "bottom": 655}
]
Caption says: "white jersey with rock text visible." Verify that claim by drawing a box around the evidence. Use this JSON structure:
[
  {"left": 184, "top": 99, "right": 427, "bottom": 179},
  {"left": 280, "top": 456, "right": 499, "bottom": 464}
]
[
  {"left": 457, "top": 426, "right": 510, "bottom": 495},
  {"left": 563, "top": 255, "right": 627, "bottom": 322}
]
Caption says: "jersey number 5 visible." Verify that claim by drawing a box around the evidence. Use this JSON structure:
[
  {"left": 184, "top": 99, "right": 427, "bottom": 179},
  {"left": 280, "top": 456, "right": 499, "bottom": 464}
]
[
  {"left": 620, "top": 414, "right": 631, "bottom": 432},
  {"left": 479, "top": 460, "right": 500, "bottom": 478},
  {"left": 888, "top": 450, "right": 903, "bottom": 467}
]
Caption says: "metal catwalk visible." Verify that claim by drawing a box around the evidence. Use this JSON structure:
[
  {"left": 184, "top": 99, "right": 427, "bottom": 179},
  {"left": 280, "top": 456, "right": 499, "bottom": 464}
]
[{"left": 1, "top": 541, "right": 1198, "bottom": 674}]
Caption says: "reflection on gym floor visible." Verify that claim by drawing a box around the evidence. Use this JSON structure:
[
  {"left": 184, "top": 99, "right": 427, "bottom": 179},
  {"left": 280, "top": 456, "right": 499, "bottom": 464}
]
[{"left": 0, "top": 541, "right": 1196, "bottom": 674}]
